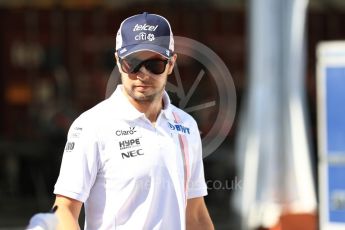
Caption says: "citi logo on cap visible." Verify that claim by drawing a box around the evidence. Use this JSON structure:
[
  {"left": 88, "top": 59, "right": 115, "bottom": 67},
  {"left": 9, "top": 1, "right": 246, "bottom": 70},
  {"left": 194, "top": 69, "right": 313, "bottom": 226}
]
[
  {"left": 133, "top": 24, "right": 159, "bottom": 32},
  {"left": 135, "top": 33, "right": 155, "bottom": 41}
]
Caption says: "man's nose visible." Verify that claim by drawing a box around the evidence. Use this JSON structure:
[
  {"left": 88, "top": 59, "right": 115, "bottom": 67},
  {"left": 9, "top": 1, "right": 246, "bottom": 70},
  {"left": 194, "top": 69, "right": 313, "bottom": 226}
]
[{"left": 136, "top": 66, "right": 151, "bottom": 80}]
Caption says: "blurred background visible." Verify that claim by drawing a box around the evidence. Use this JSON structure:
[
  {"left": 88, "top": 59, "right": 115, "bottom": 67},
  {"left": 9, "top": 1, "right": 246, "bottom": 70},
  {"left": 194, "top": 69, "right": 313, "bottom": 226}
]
[{"left": 0, "top": 0, "right": 345, "bottom": 229}]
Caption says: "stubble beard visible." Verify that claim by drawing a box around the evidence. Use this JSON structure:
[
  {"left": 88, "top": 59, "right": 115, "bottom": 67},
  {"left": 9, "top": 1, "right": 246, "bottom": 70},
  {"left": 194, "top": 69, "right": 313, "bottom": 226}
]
[{"left": 127, "top": 83, "right": 165, "bottom": 104}]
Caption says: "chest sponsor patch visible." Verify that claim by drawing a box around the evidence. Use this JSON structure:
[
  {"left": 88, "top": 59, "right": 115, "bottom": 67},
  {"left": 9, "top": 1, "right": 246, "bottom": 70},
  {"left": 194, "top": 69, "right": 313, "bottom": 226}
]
[
  {"left": 115, "top": 126, "right": 137, "bottom": 136},
  {"left": 121, "top": 148, "right": 144, "bottom": 159},
  {"left": 168, "top": 122, "right": 190, "bottom": 134},
  {"left": 118, "top": 138, "right": 141, "bottom": 150}
]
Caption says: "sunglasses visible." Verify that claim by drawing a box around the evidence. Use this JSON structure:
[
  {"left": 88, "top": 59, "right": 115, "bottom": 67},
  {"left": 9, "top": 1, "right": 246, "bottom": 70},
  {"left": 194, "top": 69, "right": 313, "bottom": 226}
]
[{"left": 119, "top": 57, "right": 170, "bottom": 75}]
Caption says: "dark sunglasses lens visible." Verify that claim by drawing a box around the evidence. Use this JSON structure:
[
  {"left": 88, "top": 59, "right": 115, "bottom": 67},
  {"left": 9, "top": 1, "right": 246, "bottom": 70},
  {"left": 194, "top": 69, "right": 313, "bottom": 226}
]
[
  {"left": 144, "top": 60, "right": 167, "bottom": 74},
  {"left": 120, "top": 58, "right": 168, "bottom": 75},
  {"left": 120, "top": 59, "right": 132, "bottom": 73},
  {"left": 120, "top": 58, "right": 140, "bottom": 73}
]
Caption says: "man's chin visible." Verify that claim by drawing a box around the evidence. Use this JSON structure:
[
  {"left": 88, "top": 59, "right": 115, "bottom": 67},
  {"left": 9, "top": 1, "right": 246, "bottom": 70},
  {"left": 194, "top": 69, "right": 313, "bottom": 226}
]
[{"left": 132, "top": 93, "right": 155, "bottom": 102}]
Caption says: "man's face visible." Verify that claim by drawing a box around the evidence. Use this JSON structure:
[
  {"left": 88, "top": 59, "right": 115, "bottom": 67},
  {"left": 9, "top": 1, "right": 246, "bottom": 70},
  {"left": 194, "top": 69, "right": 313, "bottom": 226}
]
[{"left": 116, "top": 51, "right": 177, "bottom": 103}]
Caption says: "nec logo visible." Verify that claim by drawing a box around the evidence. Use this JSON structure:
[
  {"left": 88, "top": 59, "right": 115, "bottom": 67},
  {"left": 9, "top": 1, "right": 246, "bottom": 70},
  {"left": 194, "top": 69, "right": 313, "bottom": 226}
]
[
  {"left": 119, "top": 138, "right": 140, "bottom": 150},
  {"left": 121, "top": 149, "right": 144, "bottom": 159},
  {"left": 116, "top": 127, "right": 136, "bottom": 136},
  {"left": 168, "top": 122, "right": 190, "bottom": 134}
]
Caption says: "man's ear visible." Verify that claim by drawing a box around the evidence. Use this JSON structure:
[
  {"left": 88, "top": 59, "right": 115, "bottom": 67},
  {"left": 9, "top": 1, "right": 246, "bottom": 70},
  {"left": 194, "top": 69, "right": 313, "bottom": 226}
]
[
  {"left": 115, "top": 52, "right": 124, "bottom": 75},
  {"left": 167, "top": 53, "right": 177, "bottom": 75}
]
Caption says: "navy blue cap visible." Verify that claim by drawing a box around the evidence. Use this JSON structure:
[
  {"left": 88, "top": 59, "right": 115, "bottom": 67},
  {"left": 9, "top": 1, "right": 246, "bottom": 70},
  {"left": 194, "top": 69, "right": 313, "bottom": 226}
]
[{"left": 116, "top": 12, "right": 174, "bottom": 59}]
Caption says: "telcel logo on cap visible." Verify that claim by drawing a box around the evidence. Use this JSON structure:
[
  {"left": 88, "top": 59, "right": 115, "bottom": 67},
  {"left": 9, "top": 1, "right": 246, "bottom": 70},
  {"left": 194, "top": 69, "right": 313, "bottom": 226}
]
[{"left": 133, "top": 24, "right": 159, "bottom": 32}]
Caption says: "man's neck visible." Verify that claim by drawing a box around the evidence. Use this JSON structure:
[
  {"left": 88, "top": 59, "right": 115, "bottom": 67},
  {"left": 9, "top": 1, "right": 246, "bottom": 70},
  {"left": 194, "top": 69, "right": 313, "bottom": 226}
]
[{"left": 129, "top": 97, "right": 163, "bottom": 124}]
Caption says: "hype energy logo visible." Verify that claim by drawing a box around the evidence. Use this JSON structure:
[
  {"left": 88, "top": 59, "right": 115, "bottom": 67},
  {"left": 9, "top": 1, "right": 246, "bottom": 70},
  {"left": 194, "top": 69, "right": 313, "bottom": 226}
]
[
  {"left": 106, "top": 36, "right": 236, "bottom": 158},
  {"left": 119, "top": 138, "right": 141, "bottom": 150}
]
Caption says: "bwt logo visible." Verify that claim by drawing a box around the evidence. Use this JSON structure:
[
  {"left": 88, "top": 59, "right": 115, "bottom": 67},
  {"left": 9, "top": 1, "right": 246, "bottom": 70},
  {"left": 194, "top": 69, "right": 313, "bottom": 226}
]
[
  {"left": 119, "top": 138, "right": 141, "bottom": 150},
  {"left": 135, "top": 32, "right": 155, "bottom": 41},
  {"left": 133, "top": 24, "right": 158, "bottom": 32},
  {"left": 116, "top": 127, "right": 136, "bottom": 136},
  {"left": 168, "top": 122, "right": 190, "bottom": 134},
  {"left": 121, "top": 149, "right": 144, "bottom": 159}
]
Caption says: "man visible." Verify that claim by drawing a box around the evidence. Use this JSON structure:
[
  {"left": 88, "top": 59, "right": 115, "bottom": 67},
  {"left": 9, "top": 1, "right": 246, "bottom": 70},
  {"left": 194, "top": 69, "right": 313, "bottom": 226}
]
[{"left": 53, "top": 12, "right": 214, "bottom": 230}]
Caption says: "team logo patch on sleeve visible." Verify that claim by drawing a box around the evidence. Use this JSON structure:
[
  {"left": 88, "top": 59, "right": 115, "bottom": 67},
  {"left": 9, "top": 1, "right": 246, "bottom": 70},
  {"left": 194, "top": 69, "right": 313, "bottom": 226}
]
[
  {"left": 70, "top": 127, "right": 83, "bottom": 138},
  {"left": 65, "top": 142, "right": 75, "bottom": 152}
]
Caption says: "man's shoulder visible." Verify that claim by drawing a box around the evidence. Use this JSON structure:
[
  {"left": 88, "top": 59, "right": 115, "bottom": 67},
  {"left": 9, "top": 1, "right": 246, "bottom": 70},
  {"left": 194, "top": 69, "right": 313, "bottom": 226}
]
[
  {"left": 71, "top": 98, "right": 117, "bottom": 129},
  {"left": 79, "top": 99, "right": 110, "bottom": 119}
]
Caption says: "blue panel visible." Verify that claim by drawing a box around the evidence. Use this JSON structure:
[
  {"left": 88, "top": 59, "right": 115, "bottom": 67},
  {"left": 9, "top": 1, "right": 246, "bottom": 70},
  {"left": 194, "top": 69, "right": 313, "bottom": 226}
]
[
  {"left": 328, "top": 165, "right": 345, "bottom": 223},
  {"left": 326, "top": 67, "right": 345, "bottom": 153}
]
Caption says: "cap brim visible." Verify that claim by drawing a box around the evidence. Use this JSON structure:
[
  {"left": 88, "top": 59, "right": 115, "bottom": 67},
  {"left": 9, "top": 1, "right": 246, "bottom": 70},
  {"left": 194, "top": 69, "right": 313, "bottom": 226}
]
[{"left": 117, "top": 44, "right": 172, "bottom": 59}]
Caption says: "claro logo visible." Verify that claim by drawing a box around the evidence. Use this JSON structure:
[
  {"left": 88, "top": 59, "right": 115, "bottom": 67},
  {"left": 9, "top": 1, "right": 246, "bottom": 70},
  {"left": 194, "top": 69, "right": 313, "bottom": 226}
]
[
  {"left": 121, "top": 149, "right": 144, "bottom": 159},
  {"left": 116, "top": 127, "right": 136, "bottom": 136}
]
